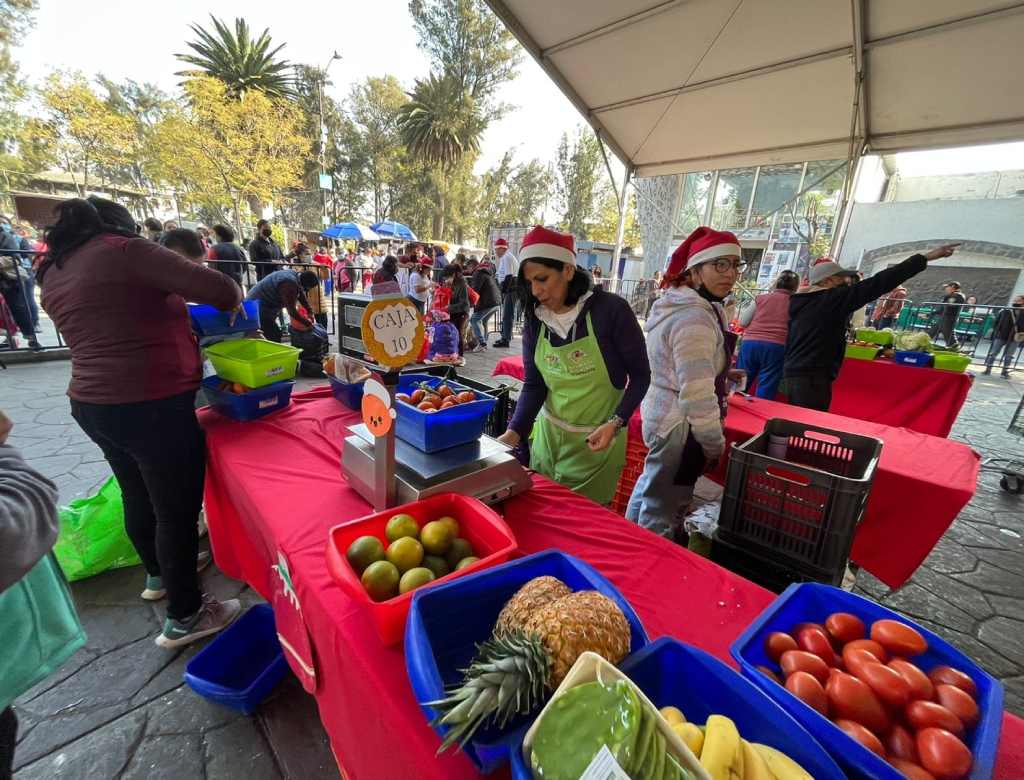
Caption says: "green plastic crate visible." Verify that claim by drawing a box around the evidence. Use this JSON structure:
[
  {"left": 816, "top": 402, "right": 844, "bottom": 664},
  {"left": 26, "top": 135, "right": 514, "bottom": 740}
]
[
  {"left": 844, "top": 343, "right": 880, "bottom": 360},
  {"left": 203, "top": 339, "right": 301, "bottom": 388},
  {"left": 854, "top": 328, "right": 894, "bottom": 346},
  {"left": 932, "top": 352, "right": 971, "bottom": 373}
]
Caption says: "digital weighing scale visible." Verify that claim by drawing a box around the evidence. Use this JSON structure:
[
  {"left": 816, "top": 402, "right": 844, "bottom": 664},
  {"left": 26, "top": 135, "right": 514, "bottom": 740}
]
[{"left": 342, "top": 424, "right": 532, "bottom": 507}]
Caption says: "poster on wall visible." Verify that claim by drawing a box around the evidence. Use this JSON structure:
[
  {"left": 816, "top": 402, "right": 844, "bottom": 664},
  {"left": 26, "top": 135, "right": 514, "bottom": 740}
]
[{"left": 756, "top": 249, "right": 796, "bottom": 288}]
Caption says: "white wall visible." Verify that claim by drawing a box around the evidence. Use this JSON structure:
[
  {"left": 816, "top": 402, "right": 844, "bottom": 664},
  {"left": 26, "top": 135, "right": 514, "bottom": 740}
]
[
  {"left": 839, "top": 199, "right": 1024, "bottom": 263},
  {"left": 887, "top": 170, "right": 1024, "bottom": 202},
  {"left": 839, "top": 199, "right": 1024, "bottom": 298}
]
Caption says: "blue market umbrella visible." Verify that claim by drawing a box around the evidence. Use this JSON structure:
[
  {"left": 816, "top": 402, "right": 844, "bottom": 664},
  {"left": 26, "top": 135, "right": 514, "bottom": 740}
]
[
  {"left": 322, "top": 222, "right": 380, "bottom": 241},
  {"left": 370, "top": 220, "right": 417, "bottom": 241}
]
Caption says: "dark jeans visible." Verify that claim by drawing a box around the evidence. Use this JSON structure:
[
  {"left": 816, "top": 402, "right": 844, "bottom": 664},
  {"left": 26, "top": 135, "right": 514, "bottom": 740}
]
[
  {"left": 0, "top": 280, "right": 36, "bottom": 340},
  {"left": 929, "top": 317, "right": 958, "bottom": 347},
  {"left": 785, "top": 374, "right": 833, "bottom": 412},
  {"left": 314, "top": 312, "right": 328, "bottom": 329},
  {"left": 409, "top": 297, "right": 425, "bottom": 314},
  {"left": 876, "top": 316, "right": 896, "bottom": 329},
  {"left": 70, "top": 390, "right": 205, "bottom": 620},
  {"left": 450, "top": 311, "right": 468, "bottom": 355},
  {"left": 499, "top": 292, "right": 516, "bottom": 343},
  {"left": 22, "top": 273, "right": 39, "bottom": 330},
  {"left": 259, "top": 305, "right": 283, "bottom": 342},
  {"left": 0, "top": 706, "right": 15, "bottom": 780}
]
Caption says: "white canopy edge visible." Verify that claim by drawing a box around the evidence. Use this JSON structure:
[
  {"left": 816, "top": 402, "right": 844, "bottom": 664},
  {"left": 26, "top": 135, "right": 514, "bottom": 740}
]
[{"left": 486, "top": 0, "right": 1024, "bottom": 176}]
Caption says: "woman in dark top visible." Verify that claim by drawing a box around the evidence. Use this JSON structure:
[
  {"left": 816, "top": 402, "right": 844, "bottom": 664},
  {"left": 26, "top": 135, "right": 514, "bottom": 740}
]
[
  {"left": 443, "top": 265, "right": 471, "bottom": 355},
  {"left": 38, "top": 197, "right": 243, "bottom": 650},
  {"left": 496, "top": 226, "right": 650, "bottom": 505},
  {"left": 207, "top": 224, "right": 246, "bottom": 287}
]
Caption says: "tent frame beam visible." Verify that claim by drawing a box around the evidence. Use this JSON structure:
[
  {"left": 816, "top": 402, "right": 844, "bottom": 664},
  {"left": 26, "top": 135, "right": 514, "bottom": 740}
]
[{"left": 542, "top": 0, "right": 684, "bottom": 57}]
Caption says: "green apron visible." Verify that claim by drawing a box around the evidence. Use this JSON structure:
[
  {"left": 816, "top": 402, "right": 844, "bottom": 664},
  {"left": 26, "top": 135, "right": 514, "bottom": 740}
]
[{"left": 530, "top": 311, "right": 626, "bottom": 504}]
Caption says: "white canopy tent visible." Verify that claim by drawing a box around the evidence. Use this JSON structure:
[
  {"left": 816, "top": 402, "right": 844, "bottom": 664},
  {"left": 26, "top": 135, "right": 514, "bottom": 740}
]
[{"left": 485, "top": 0, "right": 1024, "bottom": 177}]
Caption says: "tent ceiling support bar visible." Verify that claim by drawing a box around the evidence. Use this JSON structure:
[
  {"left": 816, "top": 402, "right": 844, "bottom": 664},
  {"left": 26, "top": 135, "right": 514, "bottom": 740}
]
[
  {"left": 851, "top": 0, "right": 868, "bottom": 144},
  {"left": 593, "top": 46, "right": 851, "bottom": 114},
  {"left": 484, "top": 0, "right": 633, "bottom": 166},
  {"left": 542, "top": 0, "right": 683, "bottom": 57},
  {"left": 636, "top": 137, "right": 853, "bottom": 173},
  {"left": 863, "top": 1, "right": 1024, "bottom": 49}
]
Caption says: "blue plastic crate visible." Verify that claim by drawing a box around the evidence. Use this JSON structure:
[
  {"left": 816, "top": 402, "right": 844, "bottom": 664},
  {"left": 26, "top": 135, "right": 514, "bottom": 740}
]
[
  {"left": 187, "top": 300, "right": 259, "bottom": 337},
  {"left": 395, "top": 373, "right": 497, "bottom": 453},
  {"left": 731, "top": 583, "right": 1003, "bottom": 780},
  {"left": 184, "top": 604, "right": 288, "bottom": 714},
  {"left": 327, "top": 374, "right": 364, "bottom": 410},
  {"left": 894, "top": 350, "right": 933, "bottom": 367},
  {"left": 405, "top": 550, "right": 649, "bottom": 774},
  {"left": 202, "top": 376, "right": 294, "bottom": 421}
]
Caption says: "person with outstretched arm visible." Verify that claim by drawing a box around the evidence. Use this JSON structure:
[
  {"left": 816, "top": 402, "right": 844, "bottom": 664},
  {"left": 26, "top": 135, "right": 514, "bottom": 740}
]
[{"left": 784, "top": 245, "right": 959, "bottom": 411}]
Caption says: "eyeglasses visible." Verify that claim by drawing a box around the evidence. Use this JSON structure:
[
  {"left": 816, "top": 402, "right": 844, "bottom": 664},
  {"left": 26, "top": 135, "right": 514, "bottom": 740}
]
[{"left": 710, "top": 258, "right": 748, "bottom": 274}]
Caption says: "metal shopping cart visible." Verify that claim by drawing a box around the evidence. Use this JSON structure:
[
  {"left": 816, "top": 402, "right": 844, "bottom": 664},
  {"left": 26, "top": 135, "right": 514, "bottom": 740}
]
[{"left": 981, "top": 393, "right": 1024, "bottom": 493}]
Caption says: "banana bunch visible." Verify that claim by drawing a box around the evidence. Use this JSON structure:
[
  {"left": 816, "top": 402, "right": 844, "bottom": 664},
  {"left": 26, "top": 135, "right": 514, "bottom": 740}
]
[{"left": 658, "top": 709, "right": 812, "bottom": 780}]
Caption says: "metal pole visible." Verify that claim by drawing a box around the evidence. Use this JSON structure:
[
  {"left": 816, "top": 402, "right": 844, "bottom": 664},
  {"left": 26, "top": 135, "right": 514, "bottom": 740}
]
[{"left": 611, "top": 167, "right": 633, "bottom": 289}]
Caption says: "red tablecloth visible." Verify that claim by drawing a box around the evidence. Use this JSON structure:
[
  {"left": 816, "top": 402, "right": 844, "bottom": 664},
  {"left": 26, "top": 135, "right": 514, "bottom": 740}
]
[
  {"left": 200, "top": 388, "right": 1019, "bottom": 779},
  {"left": 828, "top": 357, "right": 972, "bottom": 437},
  {"left": 624, "top": 396, "right": 980, "bottom": 589},
  {"left": 493, "top": 355, "right": 973, "bottom": 437}
]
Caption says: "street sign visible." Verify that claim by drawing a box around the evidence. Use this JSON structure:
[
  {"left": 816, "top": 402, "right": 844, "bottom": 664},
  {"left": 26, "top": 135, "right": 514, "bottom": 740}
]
[{"left": 319, "top": 173, "right": 333, "bottom": 191}]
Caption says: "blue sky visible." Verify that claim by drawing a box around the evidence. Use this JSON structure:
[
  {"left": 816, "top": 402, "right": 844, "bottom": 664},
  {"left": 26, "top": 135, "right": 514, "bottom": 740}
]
[{"left": 17, "top": 0, "right": 586, "bottom": 173}]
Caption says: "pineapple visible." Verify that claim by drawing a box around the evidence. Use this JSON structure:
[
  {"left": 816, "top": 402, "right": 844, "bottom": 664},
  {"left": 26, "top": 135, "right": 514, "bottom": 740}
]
[
  {"left": 493, "top": 575, "right": 572, "bottom": 636},
  {"left": 428, "top": 585, "right": 632, "bottom": 752}
]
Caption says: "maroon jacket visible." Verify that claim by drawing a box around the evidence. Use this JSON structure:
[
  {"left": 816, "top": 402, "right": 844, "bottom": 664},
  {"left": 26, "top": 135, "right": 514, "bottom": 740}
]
[{"left": 41, "top": 234, "right": 241, "bottom": 404}]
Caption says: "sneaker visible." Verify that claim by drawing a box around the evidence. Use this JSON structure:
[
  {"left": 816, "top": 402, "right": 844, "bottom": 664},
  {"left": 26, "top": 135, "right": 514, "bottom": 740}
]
[
  {"left": 1002, "top": 370, "right": 1011, "bottom": 378},
  {"left": 492, "top": 341, "right": 510, "bottom": 348},
  {"left": 470, "top": 344, "right": 487, "bottom": 353},
  {"left": 140, "top": 552, "right": 213, "bottom": 601},
  {"left": 155, "top": 594, "right": 241, "bottom": 649},
  {"left": 28, "top": 339, "right": 43, "bottom": 352},
  {"left": 983, "top": 366, "right": 992, "bottom": 375}
]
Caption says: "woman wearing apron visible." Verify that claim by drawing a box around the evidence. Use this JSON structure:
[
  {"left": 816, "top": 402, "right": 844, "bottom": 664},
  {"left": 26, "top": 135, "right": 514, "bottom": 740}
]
[
  {"left": 626, "top": 227, "right": 746, "bottom": 538},
  {"left": 497, "top": 227, "right": 650, "bottom": 505}
]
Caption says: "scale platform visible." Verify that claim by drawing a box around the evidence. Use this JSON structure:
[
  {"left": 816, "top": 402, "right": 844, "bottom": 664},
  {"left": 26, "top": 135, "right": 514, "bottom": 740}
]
[{"left": 342, "top": 424, "right": 532, "bottom": 506}]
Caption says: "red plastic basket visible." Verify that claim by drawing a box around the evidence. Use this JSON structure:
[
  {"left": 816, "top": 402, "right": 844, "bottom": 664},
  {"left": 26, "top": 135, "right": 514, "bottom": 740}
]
[
  {"left": 610, "top": 437, "right": 649, "bottom": 515},
  {"left": 325, "top": 493, "right": 517, "bottom": 645}
]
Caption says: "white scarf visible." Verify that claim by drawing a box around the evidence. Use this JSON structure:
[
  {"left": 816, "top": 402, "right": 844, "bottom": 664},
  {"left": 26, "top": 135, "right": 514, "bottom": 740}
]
[{"left": 535, "top": 291, "right": 593, "bottom": 340}]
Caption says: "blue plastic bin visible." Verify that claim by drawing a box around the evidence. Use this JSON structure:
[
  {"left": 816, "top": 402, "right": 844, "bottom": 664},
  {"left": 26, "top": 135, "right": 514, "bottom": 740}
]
[
  {"left": 202, "top": 376, "right": 294, "bottom": 421},
  {"left": 395, "top": 373, "right": 497, "bottom": 453},
  {"left": 731, "top": 583, "right": 1003, "bottom": 780},
  {"left": 184, "top": 604, "right": 288, "bottom": 714},
  {"left": 327, "top": 374, "right": 365, "bottom": 410},
  {"left": 894, "top": 350, "right": 933, "bottom": 367},
  {"left": 405, "top": 550, "right": 648, "bottom": 773},
  {"left": 187, "top": 300, "right": 259, "bottom": 337},
  {"left": 510, "top": 637, "right": 845, "bottom": 780}
]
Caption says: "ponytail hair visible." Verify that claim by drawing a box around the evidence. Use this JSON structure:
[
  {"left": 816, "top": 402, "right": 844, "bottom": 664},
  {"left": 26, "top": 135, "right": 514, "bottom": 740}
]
[{"left": 38, "top": 196, "right": 138, "bottom": 283}]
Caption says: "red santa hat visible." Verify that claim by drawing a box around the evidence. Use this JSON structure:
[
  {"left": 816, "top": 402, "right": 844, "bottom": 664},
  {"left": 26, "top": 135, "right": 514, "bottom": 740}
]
[
  {"left": 664, "top": 226, "right": 741, "bottom": 285},
  {"left": 494, "top": 237, "right": 508, "bottom": 248},
  {"left": 519, "top": 225, "right": 575, "bottom": 266}
]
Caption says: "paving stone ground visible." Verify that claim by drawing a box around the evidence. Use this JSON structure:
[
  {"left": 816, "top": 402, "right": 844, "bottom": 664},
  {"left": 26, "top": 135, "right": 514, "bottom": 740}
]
[{"left": 3, "top": 340, "right": 1022, "bottom": 778}]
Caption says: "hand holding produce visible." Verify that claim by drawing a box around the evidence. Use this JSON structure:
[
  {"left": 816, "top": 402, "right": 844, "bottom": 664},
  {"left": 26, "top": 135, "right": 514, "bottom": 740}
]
[{"left": 758, "top": 611, "right": 982, "bottom": 779}]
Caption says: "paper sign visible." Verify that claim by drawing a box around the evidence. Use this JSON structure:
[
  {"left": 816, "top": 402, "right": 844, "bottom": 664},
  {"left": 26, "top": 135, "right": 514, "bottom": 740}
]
[
  {"left": 360, "top": 295, "right": 424, "bottom": 369},
  {"left": 579, "top": 745, "right": 631, "bottom": 780},
  {"left": 361, "top": 376, "right": 396, "bottom": 437}
]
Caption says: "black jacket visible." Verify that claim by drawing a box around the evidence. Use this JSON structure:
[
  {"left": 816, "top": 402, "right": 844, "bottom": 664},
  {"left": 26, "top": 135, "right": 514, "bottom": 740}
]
[
  {"left": 248, "top": 236, "right": 282, "bottom": 279},
  {"left": 470, "top": 267, "right": 500, "bottom": 309},
  {"left": 208, "top": 242, "right": 246, "bottom": 281},
  {"left": 785, "top": 254, "right": 927, "bottom": 381},
  {"left": 993, "top": 306, "right": 1024, "bottom": 341}
]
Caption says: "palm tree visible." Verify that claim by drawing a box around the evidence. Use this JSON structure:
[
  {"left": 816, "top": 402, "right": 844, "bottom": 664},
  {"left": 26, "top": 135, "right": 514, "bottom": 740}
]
[
  {"left": 398, "top": 73, "right": 484, "bottom": 237},
  {"left": 176, "top": 16, "right": 294, "bottom": 99}
]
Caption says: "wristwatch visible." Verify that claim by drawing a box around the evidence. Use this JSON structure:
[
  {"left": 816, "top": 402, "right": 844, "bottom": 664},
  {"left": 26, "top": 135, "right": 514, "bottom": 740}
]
[{"left": 606, "top": 414, "right": 625, "bottom": 431}]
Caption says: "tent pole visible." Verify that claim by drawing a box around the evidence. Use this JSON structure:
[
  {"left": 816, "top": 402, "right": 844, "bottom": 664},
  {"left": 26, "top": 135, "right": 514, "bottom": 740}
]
[{"left": 611, "top": 167, "right": 633, "bottom": 291}]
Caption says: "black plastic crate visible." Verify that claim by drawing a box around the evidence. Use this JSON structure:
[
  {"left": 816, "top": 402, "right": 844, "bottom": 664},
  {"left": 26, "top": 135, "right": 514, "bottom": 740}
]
[
  {"left": 716, "top": 418, "right": 882, "bottom": 584},
  {"left": 710, "top": 539, "right": 843, "bottom": 593}
]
